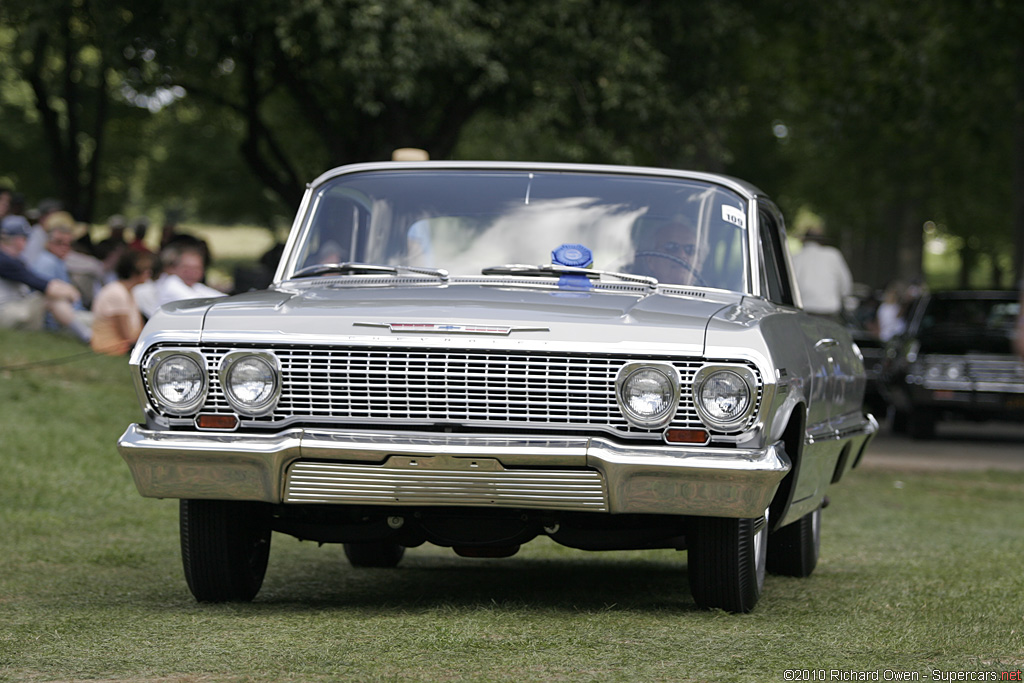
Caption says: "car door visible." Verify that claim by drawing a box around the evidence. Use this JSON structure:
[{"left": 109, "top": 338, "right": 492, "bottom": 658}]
[
  {"left": 755, "top": 203, "right": 831, "bottom": 438},
  {"left": 756, "top": 202, "right": 841, "bottom": 519},
  {"left": 815, "top": 316, "right": 867, "bottom": 434}
]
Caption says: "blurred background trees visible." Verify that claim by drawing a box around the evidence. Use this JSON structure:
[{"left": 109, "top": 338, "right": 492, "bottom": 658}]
[{"left": 1, "top": 0, "right": 1022, "bottom": 290}]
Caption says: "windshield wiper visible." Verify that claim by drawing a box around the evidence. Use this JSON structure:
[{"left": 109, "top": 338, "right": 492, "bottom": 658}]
[
  {"left": 292, "top": 262, "right": 449, "bottom": 281},
  {"left": 481, "top": 263, "right": 658, "bottom": 288}
]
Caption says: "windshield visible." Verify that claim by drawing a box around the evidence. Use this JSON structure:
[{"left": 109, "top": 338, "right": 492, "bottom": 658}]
[
  {"left": 288, "top": 170, "right": 749, "bottom": 291},
  {"left": 917, "top": 296, "right": 1021, "bottom": 354}
]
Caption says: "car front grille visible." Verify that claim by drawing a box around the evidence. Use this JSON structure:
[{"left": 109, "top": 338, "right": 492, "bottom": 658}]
[
  {"left": 918, "top": 355, "right": 1024, "bottom": 393},
  {"left": 967, "top": 358, "right": 1024, "bottom": 390},
  {"left": 145, "top": 345, "right": 762, "bottom": 440}
]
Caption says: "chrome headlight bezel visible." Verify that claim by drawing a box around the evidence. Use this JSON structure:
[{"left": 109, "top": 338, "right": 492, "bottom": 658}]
[
  {"left": 144, "top": 349, "right": 208, "bottom": 416},
  {"left": 615, "top": 362, "right": 681, "bottom": 430},
  {"left": 218, "top": 351, "right": 282, "bottom": 417},
  {"left": 923, "top": 359, "right": 967, "bottom": 382},
  {"left": 692, "top": 364, "right": 758, "bottom": 431}
]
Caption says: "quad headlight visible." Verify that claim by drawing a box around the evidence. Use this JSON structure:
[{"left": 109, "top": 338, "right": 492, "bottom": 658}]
[
  {"left": 692, "top": 365, "right": 758, "bottom": 431},
  {"left": 219, "top": 351, "right": 282, "bottom": 417},
  {"left": 615, "top": 362, "right": 681, "bottom": 429},
  {"left": 145, "top": 349, "right": 208, "bottom": 416},
  {"left": 923, "top": 360, "right": 967, "bottom": 382}
]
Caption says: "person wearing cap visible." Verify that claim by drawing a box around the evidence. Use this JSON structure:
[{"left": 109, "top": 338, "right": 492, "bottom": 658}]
[
  {"left": 0, "top": 214, "right": 88, "bottom": 339},
  {"left": 30, "top": 222, "right": 93, "bottom": 339},
  {"left": 790, "top": 224, "right": 853, "bottom": 321},
  {"left": 22, "top": 200, "right": 65, "bottom": 266}
]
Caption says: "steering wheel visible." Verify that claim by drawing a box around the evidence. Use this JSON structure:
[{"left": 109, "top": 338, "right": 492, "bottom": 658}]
[{"left": 633, "top": 250, "right": 709, "bottom": 287}]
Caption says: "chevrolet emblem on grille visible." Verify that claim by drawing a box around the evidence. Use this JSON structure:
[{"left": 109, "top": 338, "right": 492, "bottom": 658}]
[{"left": 355, "top": 322, "right": 549, "bottom": 335}]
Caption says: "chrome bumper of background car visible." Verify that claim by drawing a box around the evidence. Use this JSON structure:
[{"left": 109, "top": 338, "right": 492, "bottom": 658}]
[{"left": 117, "top": 425, "right": 792, "bottom": 518}]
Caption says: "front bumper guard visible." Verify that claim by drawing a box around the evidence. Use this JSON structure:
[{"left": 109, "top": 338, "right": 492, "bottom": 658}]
[{"left": 117, "top": 425, "right": 791, "bottom": 519}]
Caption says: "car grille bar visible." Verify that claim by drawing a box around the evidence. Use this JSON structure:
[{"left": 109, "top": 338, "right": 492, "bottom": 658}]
[
  {"left": 146, "top": 345, "right": 762, "bottom": 438},
  {"left": 284, "top": 461, "right": 608, "bottom": 510},
  {"left": 919, "top": 356, "right": 1024, "bottom": 392},
  {"left": 969, "top": 358, "right": 1024, "bottom": 391}
]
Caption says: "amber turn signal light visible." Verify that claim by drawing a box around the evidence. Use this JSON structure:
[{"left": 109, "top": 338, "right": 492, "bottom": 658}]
[
  {"left": 196, "top": 414, "right": 239, "bottom": 430},
  {"left": 664, "top": 428, "right": 709, "bottom": 444}
]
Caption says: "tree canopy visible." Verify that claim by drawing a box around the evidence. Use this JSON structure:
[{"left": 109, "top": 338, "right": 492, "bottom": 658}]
[{"left": 1, "top": 0, "right": 1021, "bottom": 287}]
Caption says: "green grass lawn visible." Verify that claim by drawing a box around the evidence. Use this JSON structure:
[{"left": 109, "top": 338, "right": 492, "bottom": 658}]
[{"left": 2, "top": 328, "right": 1022, "bottom": 682}]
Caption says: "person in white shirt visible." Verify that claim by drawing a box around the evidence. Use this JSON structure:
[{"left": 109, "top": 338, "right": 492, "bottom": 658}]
[
  {"left": 790, "top": 225, "right": 853, "bottom": 321},
  {"left": 135, "top": 242, "right": 224, "bottom": 318},
  {"left": 876, "top": 281, "right": 907, "bottom": 341}
]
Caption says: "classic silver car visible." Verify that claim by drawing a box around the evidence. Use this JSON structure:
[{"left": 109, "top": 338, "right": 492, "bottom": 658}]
[
  {"left": 883, "top": 289, "right": 1024, "bottom": 439},
  {"left": 118, "top": 161, "right": 877, "bottom": 613}
]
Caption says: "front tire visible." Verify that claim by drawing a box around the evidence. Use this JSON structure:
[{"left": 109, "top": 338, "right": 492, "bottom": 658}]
[
  {"left": 767, "top": 506, "right": 821, "bottom": 577},
  {"left": 180, "top": 499, "right": 272, "bottom": 603},
  {"left": 688, "top": 511, "right": 767, "bottom": 613}
]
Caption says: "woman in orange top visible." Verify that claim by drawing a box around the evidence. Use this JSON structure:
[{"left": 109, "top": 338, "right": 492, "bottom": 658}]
[{"left": 91, "top": 250, "right": 152, "bottom": 356}]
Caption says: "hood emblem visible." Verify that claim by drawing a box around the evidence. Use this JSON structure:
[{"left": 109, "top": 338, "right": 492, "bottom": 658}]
[{"left": 356, "top": 322, "right": 548, "bottom": 336}]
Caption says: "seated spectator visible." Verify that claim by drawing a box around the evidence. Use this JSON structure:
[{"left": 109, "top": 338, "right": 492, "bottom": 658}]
[
  {"left": 0, "top": 215, "right": 89, "bottom": 341},
  {"left": 93, "top": 236, "right": 127, "bottom": 289},
  {"left": 135, "top": 243, "right": 224, "bottom": 318},
  {"left": 91, "top": 250, "right": 153, "bottom": 356},
  {"left": 30, "top": 223, "right": 93, "bottom": 336},
  {"left": 161, "top": 231, "right": 212, "bottom": 272},
  {"left": 95, "top": 215, "right": 128, "bottom": 261},
  {"left": 156, "top": 243, "right": 224, "bottom": 308},
  {"left": 0, "top": 187, "right": 11, "bottom": 219},
  {"left": 65, "top": 239, "right": 108, "bottom": 310},
  {"left": 23, "top": 201, "right": 66, "bottom": 266},
  {"left": 129, "top": 217, "right": 153, "bottom": 254},
  {"left": 131, "top": 249, "right": 166, "bottom": 319},
  {"left": 160, "top": 210, "right": 183, "bottom": 249}
]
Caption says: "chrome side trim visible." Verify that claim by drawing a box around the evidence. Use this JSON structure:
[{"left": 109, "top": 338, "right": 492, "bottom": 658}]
[{"left": 806, "top": 411, "right": 878, "bottom": 444}]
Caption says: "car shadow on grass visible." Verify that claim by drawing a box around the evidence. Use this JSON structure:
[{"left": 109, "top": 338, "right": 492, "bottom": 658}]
[{"left": 253, "top": 549, "right": 701, "bottom": 613}]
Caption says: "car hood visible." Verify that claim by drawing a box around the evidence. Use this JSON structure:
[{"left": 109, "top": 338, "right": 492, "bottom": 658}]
[{"left": 146, "top": 282, "right": 744, "bottom": 356}]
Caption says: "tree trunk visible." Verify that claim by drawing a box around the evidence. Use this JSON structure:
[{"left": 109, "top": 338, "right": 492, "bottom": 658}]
[
  {"left": 958, "top": 244, "right": 975, "bottom": 289},
  {"left": 1013, "top": 41, "right": 1024, "bottom": 289}
]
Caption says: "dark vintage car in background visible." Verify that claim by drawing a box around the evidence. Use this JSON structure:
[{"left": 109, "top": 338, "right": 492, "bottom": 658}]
[
  {"left": 883, "top": 290, "right": 1024, "bottom": 439},
  {"left": 118, "top": 161, "right": 877, "bottom": 613}
]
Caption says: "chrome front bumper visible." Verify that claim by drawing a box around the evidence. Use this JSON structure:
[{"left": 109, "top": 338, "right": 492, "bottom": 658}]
[{"left": 117, "top": 425, "right": 791, "bottom": 518}]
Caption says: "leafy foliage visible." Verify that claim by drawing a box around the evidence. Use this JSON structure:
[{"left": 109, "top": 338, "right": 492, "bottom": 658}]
[{"left": 1, "top": 0, "right": 1022, "bottom": 284}]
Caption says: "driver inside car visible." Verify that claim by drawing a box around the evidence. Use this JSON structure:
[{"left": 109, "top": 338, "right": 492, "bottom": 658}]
[{"left": 630, "top": 218, "right": 708, "bottom": 286}]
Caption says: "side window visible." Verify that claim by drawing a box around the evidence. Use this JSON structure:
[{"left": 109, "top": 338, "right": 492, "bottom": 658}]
[{"left": 757, "top": 207, "right": 796, "bottom": 306}]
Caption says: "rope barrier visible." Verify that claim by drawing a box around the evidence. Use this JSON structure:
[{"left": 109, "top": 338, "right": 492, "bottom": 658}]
[{"left": 0, "top": 341, "right": 128, "bottom": 372}]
